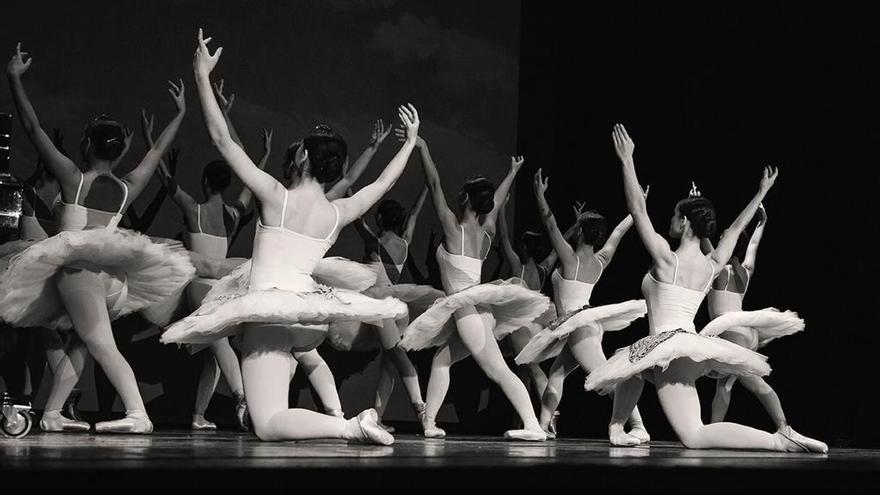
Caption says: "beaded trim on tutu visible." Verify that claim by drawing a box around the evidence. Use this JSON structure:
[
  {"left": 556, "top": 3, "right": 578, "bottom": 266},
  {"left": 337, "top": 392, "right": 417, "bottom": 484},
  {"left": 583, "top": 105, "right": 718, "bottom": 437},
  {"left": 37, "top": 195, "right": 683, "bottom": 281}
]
[
  {"left": 160, "top": 257, "right": 406, "bottom": 345},
  {"left": 0, "top": 229, "right": 195, "bottom": 330},
  {"left": 699, "top": 308, "right": 804, "bottom": 350},
  {"left": 583, "top": 328, "right": 771, "bottom": 395},
  {"left": 514, "top": 299, "right": 647, "bottom": 365},
  {"left": 326, "top": 283, "right": 447, "bottom": 352},
  {"left": 399, "top": 278, "right": 552, "bottom": 351}
]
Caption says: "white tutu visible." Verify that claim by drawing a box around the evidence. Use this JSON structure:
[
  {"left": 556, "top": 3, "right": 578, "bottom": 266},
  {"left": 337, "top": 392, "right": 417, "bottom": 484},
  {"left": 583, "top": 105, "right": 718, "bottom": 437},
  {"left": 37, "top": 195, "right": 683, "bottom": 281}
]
[
  {"left": 583, "top": 328, "right": 772, "bottom": 395},
  {"left": 399, "top": 278, "right": 552, "bottom": 351},
  {"left": 515, "top": 300, "right": 647, "bottom": 365},
  {"left": 699, "top": 308, "right": 804, "bottom": 350},
  {"left": 160, "top": 256, "right": 406, "bottom": 345},
  {"left": 0, "top": 228, "right": 195, "bottom": 330},
  {"left": 326, "top": 283, "right": 447, "bottom": 352}
]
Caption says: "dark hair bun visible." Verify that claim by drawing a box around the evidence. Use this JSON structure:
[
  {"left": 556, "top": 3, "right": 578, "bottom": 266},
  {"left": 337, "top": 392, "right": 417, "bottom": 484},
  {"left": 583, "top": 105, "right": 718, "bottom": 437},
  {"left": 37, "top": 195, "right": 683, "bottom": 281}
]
[
  {"left": 376, "top": 199, "right": 407, "bottom": 234},
  {"left": 83, "top": 116, "right": 126, "bottom": 161},
  {"left": 578, "top": 210, "right": 608, "bottom": 248},
  {"left": 461, "top": 176, "right": 495, "bottom": 215},
  {"left": 303, "top": 124, "right": 347, "bottom": 183},
  {"left": 678, "top": 197, "right": 717, "bottom": 239},
  {"left": 203, "top": 159, "right": 232, "bottom": 192}
]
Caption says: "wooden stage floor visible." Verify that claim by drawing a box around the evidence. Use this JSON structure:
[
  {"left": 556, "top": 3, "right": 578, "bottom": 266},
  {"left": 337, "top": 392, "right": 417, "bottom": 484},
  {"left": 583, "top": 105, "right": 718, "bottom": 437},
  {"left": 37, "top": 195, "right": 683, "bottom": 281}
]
[{"left": 3, "top": 430, "right": 879, "bottom": 492}]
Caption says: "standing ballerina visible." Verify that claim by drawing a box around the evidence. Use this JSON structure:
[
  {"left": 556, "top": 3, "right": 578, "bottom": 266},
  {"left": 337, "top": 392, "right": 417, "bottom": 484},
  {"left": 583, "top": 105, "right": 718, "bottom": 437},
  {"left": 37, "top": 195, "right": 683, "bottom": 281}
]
[
  {"left": 495, "top": 196, "right": 558, "bottom": 401},
  {"left": 2, "top": 43, "right": 193, "bottom": 433},
  {"left": 697, "top": 205, "right": 810, "bottom": 435},
  {"left": 398, "top": 133, "right": 551, "bottom": 441},
  {"left": 514, "top": 169, "right": 649, "bottom": 440},
  {"left": 140, "top": 94, "right": 273, "bottom": 431},
  {"left": 329, "top": 179, "right": 437, "bottom": 432},
  {"left": 584, "top": 124, "right": 826, "bottom": 452},
  {"left": 161, "top": 30, "right": 420, "bottom": 444}
]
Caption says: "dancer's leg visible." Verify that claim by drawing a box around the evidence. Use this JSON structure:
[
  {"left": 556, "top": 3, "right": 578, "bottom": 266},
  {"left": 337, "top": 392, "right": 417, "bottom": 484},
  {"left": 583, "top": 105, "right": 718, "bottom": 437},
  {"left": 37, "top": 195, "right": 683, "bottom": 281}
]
[
  {"left": 507, "top": 328, "right": 548, "bottom": 398},
  {"left": 454, "top": 307, "right": 543, "bottom": 439},
  {"left": 240, "top": 324, "right": 391, "bottom": 444},
  {"left": 56, "top": 270, "right": 150, "bottom": 433},
  {"left": 292, "top": 349, "right": 343, "bottom": 416},
  {"left": 538, "top": 347, "right": 578, "bottom": 430},
  {"left": 422, "top": 334, "right": 470, "bottom": 437}
]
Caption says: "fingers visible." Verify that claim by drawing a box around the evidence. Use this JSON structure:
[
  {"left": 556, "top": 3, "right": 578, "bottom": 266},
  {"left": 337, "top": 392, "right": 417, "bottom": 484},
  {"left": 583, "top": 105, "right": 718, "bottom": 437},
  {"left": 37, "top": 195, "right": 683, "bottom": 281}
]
[
  {"left": 227, "top": 93, "right": 235, "bottom": 107},
  {"left": 398, "top": 106, "right": 412, "bottom": 127},
  {"left": 407, "top": 103, "right": 419, "bottom": 123}
]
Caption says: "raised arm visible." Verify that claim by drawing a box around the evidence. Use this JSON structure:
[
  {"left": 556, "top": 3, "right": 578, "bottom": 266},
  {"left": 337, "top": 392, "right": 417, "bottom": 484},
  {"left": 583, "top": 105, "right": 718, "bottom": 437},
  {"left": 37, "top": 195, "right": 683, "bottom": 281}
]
[
  {"left": 710, "top": 167, "right": 777, "bottom": 271},
  {"left": 7, "top": 43, "right": 79, "bottom": 187},
  {"left": 741, "top": 203, "right": 767, "bottom": 273},
  {"left": 497, "top": 196, "right": 523, "bottom": 276},
  {"left": 326, "top": 119, "right": 392, "bottom": 201},
  {"left": 192, "top": 29, "right": 279, "bottom": 203},
  {"left": 613, "top": 123, "right": 673, "bottom": 266},
  {"left": 595, "top": 213, "right": 636, "bottom": 265},
  {"left": 212, "top": 79, "right": 244, "bottom": 148},
  {"left": 485, "top": 155, "right": 524, "bottom": 226},
  {"left": 538, "top": 209, "right": 581, "bottom": 274},
  {"left": 534, "top": 168, "right": 577, "bottom": 270},
  {"left": 235, "top": 127, "right": 272, "bottom": 214},
  {"left": 397, "top": 131, "right": 458, "bottom": 236},
  {"left": 140, "top": 110, "right": 197, "bottom": 213},
  {"left": 334, "top": 104, "right": 419, "bottom": 225},
  {"left": 402, "top": 185, "right": 429, "bottom": 243},
  {"left": 123, "top": 80, "right": 186, "bottom": 202}
]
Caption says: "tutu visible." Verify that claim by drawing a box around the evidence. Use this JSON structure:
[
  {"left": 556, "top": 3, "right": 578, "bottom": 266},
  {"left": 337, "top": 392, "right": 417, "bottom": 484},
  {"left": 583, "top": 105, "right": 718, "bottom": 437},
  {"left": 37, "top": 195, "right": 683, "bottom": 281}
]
[
  {"left": 0, "top": 228, "right": 195, "bottom": 330},
  {"left": 700, "top": 308, "right": 804, "bottom": 350},
  {"left": 583, "top": 328, "right": 771, "bottom": 395},
  {"left": 326, "top": 264, "right": 446, "bottom": 352},
  {"left": 515, "top": 300, "right": 647, "bottom": 365},
  {"left": 399, "top": 278, "right": 552, "bottom": 351},
  {"left": 160, "top": 256, "right": 406, "bottom": 345}
]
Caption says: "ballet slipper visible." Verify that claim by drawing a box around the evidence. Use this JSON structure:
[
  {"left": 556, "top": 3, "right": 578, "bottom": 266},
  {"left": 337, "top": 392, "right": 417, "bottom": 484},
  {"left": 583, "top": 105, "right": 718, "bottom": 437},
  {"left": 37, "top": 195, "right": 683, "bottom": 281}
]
[
  {"left": 628, "top": 424, "right": 651, "bottom": 443},
  {"left": 377, "top": 421, "right": 395, "bottom": 433},
  {"left": 40, "top": 411, "right": 90, "bottom": 432},
  {"left": 345, "top": 409, "right": 394, "bottom": 445},
  {"left": 503, "top": 428, "right": 547, "bottom": 441},
  {"left": 234, "top": 393, "right": 250, "bottom": 432},
  {"left": 191, "top": 415, "right": 218, "bottom": 431},
  {"left": 547, "top": 410, "right": 560, "bottom": 438},
  {"left": 95, "top": 412, "right": 153, "bottom": 434},
  {"left": 775, "top": 425, "right": 828, "bottom": 453},
  {"left": 419, "top": 412, "right": 446, "bottom": 439},
  {"left": 609, "top": 423, "right": 641, "bottom": 446}
]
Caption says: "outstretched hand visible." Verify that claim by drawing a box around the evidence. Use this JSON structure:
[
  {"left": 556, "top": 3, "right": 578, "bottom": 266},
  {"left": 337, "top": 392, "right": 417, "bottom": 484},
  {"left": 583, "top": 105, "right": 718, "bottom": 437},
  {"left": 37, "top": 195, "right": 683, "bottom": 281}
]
[
  {"left": 533, "top": 168, "right": 549, "bottom": 197},
  {"left": 369, "top": 118, "right": 392, "bottom": 148},
  {"left": 573, "top": 200, "right": 587, "bottom": 219},
  {"left": 213, "top": 78, "right": 235, "bottom": 114},
  {"left": 7, "top": 42, "right": 31, "bottom": 77},
  {"left": 168, "top": 79, "right": 186, "bottom": 113},
  {"left": 759, "top": 165, "right": 778, "bottom": 193},
  {"left": 194, "top": 28, "right": 223, "bottom": 76},
  {"left": 511, "top": 155, "right": 525, "bottom": 170},
  {"left": 262, "top": 128, "right": 273, "bottom": 152},
  {"left": 612, "top": 123, "right": 635, "bottom": 162},
  {"left": 397, "top": 103, "right": 420, "bottom": 142}
]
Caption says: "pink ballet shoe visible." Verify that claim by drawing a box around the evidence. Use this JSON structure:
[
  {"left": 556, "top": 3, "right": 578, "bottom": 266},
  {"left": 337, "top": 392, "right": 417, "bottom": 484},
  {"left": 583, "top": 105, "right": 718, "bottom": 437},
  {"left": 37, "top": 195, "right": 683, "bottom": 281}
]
[
  {"left": 40, "top": 411, "right": 90, "bottom": 433},
  {"left": 95, "top": 413, "right": 153, "bottom": 434},
  {"left": 775, "top": 425, "right": 828, "bottom": 453},
  {"left": 353, "top": 409, "right": 394, "bottom": 446},
  {"left": 503, "top": 428, "right": 547, "bottom": 441}
]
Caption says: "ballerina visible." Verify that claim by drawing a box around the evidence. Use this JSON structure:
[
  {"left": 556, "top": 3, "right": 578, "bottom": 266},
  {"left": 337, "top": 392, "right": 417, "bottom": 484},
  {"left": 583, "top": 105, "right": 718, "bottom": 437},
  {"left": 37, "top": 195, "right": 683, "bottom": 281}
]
[
  {"left": 161, "top": 30, "right": 422, "bottom": 444},
  {"left": 583, "top": 124, "right": 826, "bottom": 452},
  {"left": 140, "top": 91, "right": 273, "bottom": 431},
  {"left": 697, "top": 205, "right": 814, "bottom": 439},
  {"left": 398, "top": 132, "right": 551, "bottom": 441},
  {"left": 2, "top": 42, "right": 193, "bottom": 433},
  {"left": 328, "top": 171, "right": 439, "bottom": 431},
  {"left": 514, "top": 169, "right": 649, "bottom": 440}
]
